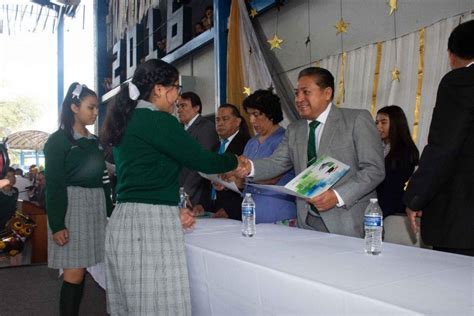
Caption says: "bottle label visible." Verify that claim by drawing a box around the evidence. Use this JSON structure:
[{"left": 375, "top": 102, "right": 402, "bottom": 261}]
[
  {"left": 242, "top": 206, "right": 254, "bottom": 216},
  {"left": 364, "top": 215, "right": 382, "bottom": 227}
]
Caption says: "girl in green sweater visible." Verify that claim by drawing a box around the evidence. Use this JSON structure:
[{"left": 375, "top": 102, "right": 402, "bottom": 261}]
[
  {"left": 101, "top": 59, "right": 238, "bottom": 315},
  {"left": 44, "top": 83, "right": 112, "bottom": 316}
]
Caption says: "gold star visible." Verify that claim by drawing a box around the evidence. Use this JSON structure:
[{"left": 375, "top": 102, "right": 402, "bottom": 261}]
[
  {"left": 243, "top": 87, "right": 252, "bottom": 96},
  {"left": 388, "top": 0, "right": 398, "bottom": 15},
  {"left": 267, "top": 34, "right": 283, "bottom": 50},
  {"left": 335, "top": 19, "right": 350, "bottom": 35},
  {"left": 391, "top": 67, "right": 400, "bottom": 81},
  {"left": 250, "top": 8, "right": 257, "bottom": 18}
]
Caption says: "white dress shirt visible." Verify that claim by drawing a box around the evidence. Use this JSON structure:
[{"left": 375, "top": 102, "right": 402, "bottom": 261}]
[
  {"left": 221, "top": 130, "right": 239, "bottom": 152},
  {"left": 184, "top": 114, "right": 200, "bottom": 131}
]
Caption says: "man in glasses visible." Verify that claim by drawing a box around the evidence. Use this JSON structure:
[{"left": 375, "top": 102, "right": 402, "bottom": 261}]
[{"left": 177, "top": 92, "right": 219, "bottom": 208}]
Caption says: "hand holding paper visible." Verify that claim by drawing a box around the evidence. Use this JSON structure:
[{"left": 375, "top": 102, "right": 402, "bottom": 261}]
[
  {"left": 198, "top": 172, "right": 241, "bottom": 194},
  {"left": 307, "top": 189, "right": 338, "bottom": 211},
  {"left": 235, "top": 155, "right": 252, "bottom": 178},
  {"left": 211, "top": 181, "right": 225, "bottom": 191},
  {"left": 192, "top": 204, "right": 205, "bottom": 217},
  {"left": 247, "top": 156, "right": 350, "bottom": 199}
]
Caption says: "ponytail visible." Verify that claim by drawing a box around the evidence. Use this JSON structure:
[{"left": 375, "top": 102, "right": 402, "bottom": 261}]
[
  {"left": 101, "top": 83, "right": 138, "bottom": 146},
  {"left": 101, "top": 59, "right": 179, "bottom": 146}
]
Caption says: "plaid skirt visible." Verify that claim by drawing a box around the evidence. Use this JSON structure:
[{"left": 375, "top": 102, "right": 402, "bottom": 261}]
[
  {"left": 105, "top": 202, "right": 191, "bottom": 316},
  {"left": 48, "top": 186, "right": 107, "bottom": 269}
]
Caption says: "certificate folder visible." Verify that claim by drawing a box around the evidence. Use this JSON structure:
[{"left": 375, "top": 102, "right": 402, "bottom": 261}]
[{"left": 248, "top": 156, "right": 350, "bottom": 199}]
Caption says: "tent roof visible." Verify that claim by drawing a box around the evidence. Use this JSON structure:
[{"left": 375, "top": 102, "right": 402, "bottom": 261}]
[{"left": 6, "top": 130, "right": 50, "bottom": 151}]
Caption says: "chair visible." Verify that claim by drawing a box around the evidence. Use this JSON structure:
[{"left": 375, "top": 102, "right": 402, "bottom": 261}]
[{"left": 383, "top": 214, "right": 429, "bottom": 248}]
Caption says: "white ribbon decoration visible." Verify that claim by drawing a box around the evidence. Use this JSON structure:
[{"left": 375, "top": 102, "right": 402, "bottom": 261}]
[
  {"left": 71, "top": 84, "right": 83, "bottom": 99},
  {"left": 128, "top": 82, "right": 140, "bottom": 100}
]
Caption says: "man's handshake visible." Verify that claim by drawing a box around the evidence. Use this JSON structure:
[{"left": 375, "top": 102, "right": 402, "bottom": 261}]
[{"left": 221, "top": 155, "right": 252, "bottom": 182}]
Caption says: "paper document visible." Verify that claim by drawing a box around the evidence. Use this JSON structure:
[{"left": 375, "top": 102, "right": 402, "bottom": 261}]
[
  {"left": 198, "top": 172, "right": 241, "bottom": 194},
  {"left": 248, "top": 156, "right": 349, "bottom": 199}
]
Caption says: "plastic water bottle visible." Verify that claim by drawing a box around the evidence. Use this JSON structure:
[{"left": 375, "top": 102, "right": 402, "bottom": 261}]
[
  {"left": 241, "top": 193, "right": 256, "bottom": 237},
  {"left": 364, "top": 198, "right": 383, "bottom": 255},
  {"left": 178, "top": 187, "right": 187, "bottom": 208}
]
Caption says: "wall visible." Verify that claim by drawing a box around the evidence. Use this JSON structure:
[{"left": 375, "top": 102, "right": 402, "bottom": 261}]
[
  {"left": 172, "top": 0, "right": 473, "bottom": 131},
  {"left": 257, "top": 0, "right": 473, "bottom": 83},
  {"left": 174, "top": 43, "right": 216, "bottom": 116}
]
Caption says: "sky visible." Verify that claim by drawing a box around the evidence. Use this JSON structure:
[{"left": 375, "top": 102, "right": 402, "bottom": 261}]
[{"left": 0, "top": 0, "right": 95, "bottom": 135}]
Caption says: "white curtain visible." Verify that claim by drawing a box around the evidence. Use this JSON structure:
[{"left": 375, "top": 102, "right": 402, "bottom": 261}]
[{"left": 318, "top": 11, "right": 473, "bottom": 150}]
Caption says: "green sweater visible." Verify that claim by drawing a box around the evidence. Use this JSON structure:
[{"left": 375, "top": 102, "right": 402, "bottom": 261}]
[
  {"left": 44, "top": 129, "right": 113, "bottom": 233},
  {"left": 114, "top": 105, "right": 237, "bottom": 205}
]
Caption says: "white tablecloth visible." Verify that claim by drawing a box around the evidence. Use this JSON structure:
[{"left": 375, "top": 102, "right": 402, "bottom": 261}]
[
  {"left": 90, "top": 218, "right": 473, "bottom": 315},
  {"left": 185, "top": 219, "right": 473, "bottom": 316}
]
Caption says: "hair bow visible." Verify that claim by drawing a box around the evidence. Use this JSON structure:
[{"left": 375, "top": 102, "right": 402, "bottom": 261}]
[
  {"left": 128, "top": 82, "right": 140, "bottom": 101},
  {"left": 71, "top": 84, "right": 83, "bottom": 99}
]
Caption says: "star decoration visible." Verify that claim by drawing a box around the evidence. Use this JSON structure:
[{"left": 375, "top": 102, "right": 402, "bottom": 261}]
[
  {"left": 335, "top": 19, "right": 350, "bottom": 35},
  {"left": 267, "top": 34, "right": 283, "bottom": 50},
  {"left": 243, "top": 87, "right": 252, "bottom": 96},
  {"left": 391, "top": 67, "right": 400, "bottom": 81},
  {"left": 250, "top": 8, "right": 257, "bottom": 18},
  {"left": 388, "top": 0, "right": 398, "bottom": 15}
]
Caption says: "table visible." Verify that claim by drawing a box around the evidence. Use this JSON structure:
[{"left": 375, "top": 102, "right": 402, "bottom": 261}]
[
  {"left": 185, "top": 219, "right": 473, "bottom": 316},
  {"left": 89, "top": 218, "right": 473, "bottom": 315}
]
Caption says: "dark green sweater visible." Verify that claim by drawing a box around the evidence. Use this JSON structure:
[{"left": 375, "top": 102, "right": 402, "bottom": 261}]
[
  {"left": 44, "top": 129, "right": 112, "bottom": 233},
  {"left": 114, "top": 107, "right": 237, "bottom": 205}
]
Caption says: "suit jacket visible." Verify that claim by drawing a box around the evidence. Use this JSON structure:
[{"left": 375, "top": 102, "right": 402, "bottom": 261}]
[
  {"left": 403, "top": 64, "right": 474, "bottom": 249},
  {"left": 179, "top": 115, "right": 219, "bottom": 207},
  {"left": 213, "top": 130, "right": 250, "bottom": 220},
  {"left": 253, "top": 106, "right": 385, "bottom": 237}
]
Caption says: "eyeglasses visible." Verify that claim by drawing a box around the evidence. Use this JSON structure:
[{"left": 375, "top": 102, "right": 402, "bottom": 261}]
[{"left": 171, "top": 84, "right": 183, "bottom": 95}]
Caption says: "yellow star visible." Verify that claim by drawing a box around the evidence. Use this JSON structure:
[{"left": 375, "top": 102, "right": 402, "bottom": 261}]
[
  {"left": 391, "top": 67, "right": 400, "bottom": 82},
  {"left": 267, "top": 34, "right": 283, "bottom": 50},
  {"left": 388, "top": 0, "right": 398, "bottom": 15},
  {"left": 250, "top": 8, "right": 257, "bottom": 18},
  {"left": 243, "top": 87, "right": 252, "bottom": 96},
  {"left": 335, "top": 19, "right": 350, "bottom": 35}
]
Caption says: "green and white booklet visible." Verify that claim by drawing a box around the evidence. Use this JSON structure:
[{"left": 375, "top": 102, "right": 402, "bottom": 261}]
[{"left": 248, "top": 156, "right": 350, "bottom": 198}]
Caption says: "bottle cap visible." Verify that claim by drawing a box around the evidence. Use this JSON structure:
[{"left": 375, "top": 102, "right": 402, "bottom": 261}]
[{"left": 370, "top": 198, "right": 378, "bottom": 203}]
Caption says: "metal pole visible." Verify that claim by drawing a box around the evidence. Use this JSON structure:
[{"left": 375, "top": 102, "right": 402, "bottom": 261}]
[
  {"left": 57, "top": 11, "right": 64, "bottom": 114},
  {"left": 213, "top": 0, "right": 231, "bottom": 109}
]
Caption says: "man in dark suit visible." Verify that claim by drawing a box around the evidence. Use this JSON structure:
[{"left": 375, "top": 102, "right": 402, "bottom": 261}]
[
  {"left": 177, "top": 92, "right": 219, "bottom": 207},
  {"left": 196, "top": 104, "right": 249, "bottom": 220},
  {"left": 235, "top": 67, "right": 385, "bottom": 237},
  {"left": 404, "top": 20, "right": 474, "bottom": 256}
]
